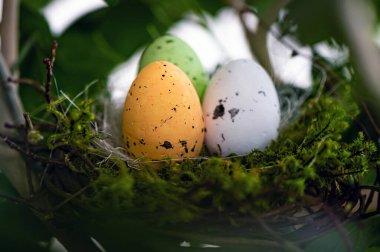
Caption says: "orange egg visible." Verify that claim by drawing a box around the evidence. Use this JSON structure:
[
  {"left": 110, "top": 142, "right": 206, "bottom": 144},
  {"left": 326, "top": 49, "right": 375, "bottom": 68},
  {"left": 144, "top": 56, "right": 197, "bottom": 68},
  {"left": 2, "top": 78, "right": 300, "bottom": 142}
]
[{"left": 122, "top": 61, "right": 205, "bottom": 160}]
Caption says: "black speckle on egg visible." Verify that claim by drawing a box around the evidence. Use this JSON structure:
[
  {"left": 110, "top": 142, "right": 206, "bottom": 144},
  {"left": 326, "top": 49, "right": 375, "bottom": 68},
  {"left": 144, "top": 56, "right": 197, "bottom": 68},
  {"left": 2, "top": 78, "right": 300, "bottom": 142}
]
[
  {"left": 179, "top": 140, "right": 188, "bottom": 153},
  {"left": 213, "top": 101, "right": 225, "bottom": 120},
  {"left": 188, "top": 106, "right": 191, "bottom": 110},
  {"left": 258, "top": 90, "right": 266, "bottom": 96},
  {"left": 139, "top": 139, "right": 146, "bottom": 145},
  {"left": 191, "top": 141, "right": 197, "bottom": 152},
  {"left": 162, "top": 74, "right": 165, "bottom": 77},
  {"left": 172, "top": 107, "right": 177, "bottom": 112},
  {"left": 235, "top": 92, "right": 239, "bottom": 96},
  {"left": 192, "top": 125, "right": 195, "bottom": 129},
  {"left": 133, "top": 142, "right": 137, "bottom": 146},
  {"left": 228, "top": 108, "right": 240, "bottom": 122},
  {"left": 221, "top": 134, "right": 225, "bottom": 142},
  {"left": 160, "top": 141, "right": 173, "bottom": 149}
]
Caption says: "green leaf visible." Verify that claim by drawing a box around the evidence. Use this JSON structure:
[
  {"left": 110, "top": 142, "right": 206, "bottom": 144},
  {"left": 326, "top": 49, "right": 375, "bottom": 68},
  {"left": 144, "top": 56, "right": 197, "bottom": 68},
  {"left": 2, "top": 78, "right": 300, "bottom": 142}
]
[
  {"left": 304, "top": 216, "right": 380, "bottom": 251},
  {"left": 0, "top": 174, "right": 51, "bottom": 252},
  {"left": 20, "top": 0, "right": 51, "bottom": 12},
  {"left": 366, "top": 247, "right": 380, "bottom": 252},
  {"left": 287, "top": 0, "right": 344, "bottom": 45},
  {"left": 104, "top": 0, "right": 119, "bottom": 6}
]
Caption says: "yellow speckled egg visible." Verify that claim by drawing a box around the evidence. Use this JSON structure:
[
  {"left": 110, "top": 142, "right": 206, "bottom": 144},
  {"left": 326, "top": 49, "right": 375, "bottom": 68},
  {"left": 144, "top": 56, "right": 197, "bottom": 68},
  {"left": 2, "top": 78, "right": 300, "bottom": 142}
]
[{"left": 122, "top": 61, "right": 205, "bottom": 160}]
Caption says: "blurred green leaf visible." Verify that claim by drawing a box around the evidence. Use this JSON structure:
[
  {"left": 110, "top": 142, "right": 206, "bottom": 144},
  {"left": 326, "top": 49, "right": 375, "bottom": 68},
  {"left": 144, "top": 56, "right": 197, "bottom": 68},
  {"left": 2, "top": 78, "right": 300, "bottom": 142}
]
[
  {"left": 0, "top": 174, "right": 51, "bottom": 252},
  {"left": 287, "top": 0, "right": 344, "bottom": 45},
  {"left": 20, "top": 0, "right": 51, "bottom": 12},
  {"left": 247, "top": 0, "right": 276, "bottom": 16},
  {"left": 366, "top": 247, "right": 380, "bottom": 252},
  {"left": 304, "top": 216, "right": 380, "bottom": 251},
  {"left": 104, "top": 0, "right": 119, "bottom": 6}
]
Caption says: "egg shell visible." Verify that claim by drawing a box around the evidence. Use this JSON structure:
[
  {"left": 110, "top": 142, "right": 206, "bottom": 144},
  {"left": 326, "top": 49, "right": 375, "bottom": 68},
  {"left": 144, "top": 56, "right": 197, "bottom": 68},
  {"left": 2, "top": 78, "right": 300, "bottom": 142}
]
[
  {"left": 139, "top": 35, "right": 208, "bottom": 100},
  {"left": 122, "top": 61, "right": 205, "bottom": 160},
  {"left": 203, "top": 59, "right": 280, "bottom": 157}
]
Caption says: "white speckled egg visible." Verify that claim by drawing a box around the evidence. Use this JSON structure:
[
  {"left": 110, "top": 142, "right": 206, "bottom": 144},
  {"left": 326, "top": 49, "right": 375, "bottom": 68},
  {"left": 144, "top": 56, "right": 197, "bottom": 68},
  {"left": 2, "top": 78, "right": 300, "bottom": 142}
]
[{"left": 203, "top": 59, "right": 280, "bottom": 156}]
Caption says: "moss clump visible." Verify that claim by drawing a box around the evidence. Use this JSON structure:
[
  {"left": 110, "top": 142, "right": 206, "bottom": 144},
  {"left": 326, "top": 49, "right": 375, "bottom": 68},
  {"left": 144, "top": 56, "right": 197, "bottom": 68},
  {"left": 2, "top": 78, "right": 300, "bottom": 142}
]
[{"left": 86, "top": 89, "right": 377, "bottom": 224}]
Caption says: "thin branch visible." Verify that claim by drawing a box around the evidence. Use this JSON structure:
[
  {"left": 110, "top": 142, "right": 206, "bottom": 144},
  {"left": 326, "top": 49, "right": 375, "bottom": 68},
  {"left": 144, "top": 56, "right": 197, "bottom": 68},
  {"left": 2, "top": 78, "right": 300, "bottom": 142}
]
[
  {"left": 0, "top": 191, "right": 40, "bottom": 211},
  {"left": 44, "top": 41, "right": 58, "bottom": 104},
  {"left": 23, "top": 112, "right": 35, "bottom": 194},
  {"left": 0, "top": 132, "right": 65, "bottom": 166},
  {"left": 230, "top": 0, "right": 290, "bottom": 81},
  {"left": 23, "top": 112, "right": 34, "bottom": 130},
  {"left": 5, "top": 77, "right": 45, "bottom": 94},
  {"left": 53, "top": 185, "right": 90, "bottom": 211}
]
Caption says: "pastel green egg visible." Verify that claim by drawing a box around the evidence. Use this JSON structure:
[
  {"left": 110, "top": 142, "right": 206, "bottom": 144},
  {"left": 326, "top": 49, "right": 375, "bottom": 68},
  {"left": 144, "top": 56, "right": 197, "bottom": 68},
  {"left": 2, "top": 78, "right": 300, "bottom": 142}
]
[{"left": 139, "top": 35, "right": 208, "bottom": 100}]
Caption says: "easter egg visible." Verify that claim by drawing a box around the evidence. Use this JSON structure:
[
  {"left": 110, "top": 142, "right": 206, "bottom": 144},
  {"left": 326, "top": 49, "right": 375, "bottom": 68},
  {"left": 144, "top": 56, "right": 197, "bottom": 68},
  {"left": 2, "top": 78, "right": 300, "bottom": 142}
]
[
  {"left": 202, "top": 59, "right": 280, "bottom": 157},
  {"left": 139, "top": 35, "right": 208, "bottom": 100},
  {"left": 122, "top": 61, "right": 205, "bottom": 159}
]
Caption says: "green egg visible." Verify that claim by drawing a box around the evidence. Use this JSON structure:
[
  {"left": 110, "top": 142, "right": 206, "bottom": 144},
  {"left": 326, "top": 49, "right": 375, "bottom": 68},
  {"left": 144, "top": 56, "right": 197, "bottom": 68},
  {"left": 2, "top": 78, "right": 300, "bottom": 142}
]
[{"left": 139, "top": 35, "right": 208, "bottom": 100}]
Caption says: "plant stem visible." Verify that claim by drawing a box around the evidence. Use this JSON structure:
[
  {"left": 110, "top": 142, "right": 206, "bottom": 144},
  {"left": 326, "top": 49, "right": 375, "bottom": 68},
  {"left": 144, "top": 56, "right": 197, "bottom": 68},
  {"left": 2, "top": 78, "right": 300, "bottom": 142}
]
[
  {"left": 0, "top": 0, "right": 19, "bottom": 70},
  {"left": 337, "top": 0, "right": 380, "bottom": 115},
  {"left": 230, "top": 0, "right": 290, "bottom": 81},
  {"left": 0, "top": 54, "right": 24, "bottom": 125}
]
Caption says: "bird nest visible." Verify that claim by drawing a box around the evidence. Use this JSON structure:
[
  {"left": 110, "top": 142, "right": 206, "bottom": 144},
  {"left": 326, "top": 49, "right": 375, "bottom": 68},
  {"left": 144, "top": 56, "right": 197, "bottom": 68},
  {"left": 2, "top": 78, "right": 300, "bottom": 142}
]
[{"left": 2, "top": 42, "right": 380, "bottom": 251}]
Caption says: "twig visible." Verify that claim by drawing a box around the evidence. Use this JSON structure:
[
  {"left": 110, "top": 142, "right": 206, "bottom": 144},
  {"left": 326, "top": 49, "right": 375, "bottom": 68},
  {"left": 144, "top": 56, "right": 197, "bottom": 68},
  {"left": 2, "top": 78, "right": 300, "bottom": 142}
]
[
  {"left": 23, "top": 112, "right": 35, "bottom": 194},
  {"left": 4, "top": 122, "right": 25, "bottom": 130},
  {"left": 255, "top": 216, "right": 304, "bottom": 252},
  {"left": 0, "top": 132, "right": 65, "bottom": 166},
  {"left": 44, "top": 41, "right": 58, "bottom": 104},
  {"left": 53, "top": 185, "right": 90, "bottom": 211},
  {"left": 23, "top": 112, "right": 34, "bottom": 130},
  {"left": 5, "top": 77, "right": 45, "bottom": 94},
  {"left": 0, "top": 191, "right": 40, "bottom": 211}
]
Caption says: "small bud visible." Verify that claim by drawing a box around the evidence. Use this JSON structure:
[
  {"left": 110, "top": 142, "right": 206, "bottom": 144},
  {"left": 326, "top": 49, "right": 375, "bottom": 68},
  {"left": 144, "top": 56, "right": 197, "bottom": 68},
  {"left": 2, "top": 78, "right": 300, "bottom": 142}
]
[{"left": 28, "top": 130, "right": 44, "bottom": 144}]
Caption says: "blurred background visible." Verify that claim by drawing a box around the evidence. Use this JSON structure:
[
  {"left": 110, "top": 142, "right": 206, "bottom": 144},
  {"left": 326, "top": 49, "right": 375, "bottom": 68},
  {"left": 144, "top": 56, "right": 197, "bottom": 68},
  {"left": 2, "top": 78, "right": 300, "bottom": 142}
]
[{"left": 1, "top": 0, "right": 380, "bottom": 251}]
